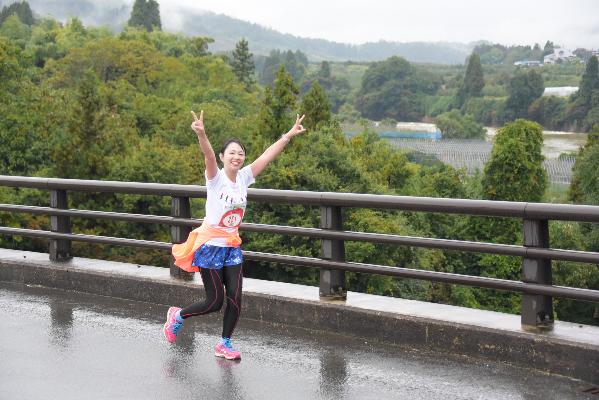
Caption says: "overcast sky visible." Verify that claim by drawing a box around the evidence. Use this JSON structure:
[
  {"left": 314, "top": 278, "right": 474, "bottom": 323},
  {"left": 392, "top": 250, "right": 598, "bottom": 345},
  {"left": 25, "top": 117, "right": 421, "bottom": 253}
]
[{"left": 157, "top": 0, "right": 599, "bottom": 49}]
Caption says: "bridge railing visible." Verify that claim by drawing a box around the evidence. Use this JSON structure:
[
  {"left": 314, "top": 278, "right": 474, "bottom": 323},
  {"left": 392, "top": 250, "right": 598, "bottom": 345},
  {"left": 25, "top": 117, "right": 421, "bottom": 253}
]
[{"left": 1, "top": 175, "right": 598, "bottom": 331}]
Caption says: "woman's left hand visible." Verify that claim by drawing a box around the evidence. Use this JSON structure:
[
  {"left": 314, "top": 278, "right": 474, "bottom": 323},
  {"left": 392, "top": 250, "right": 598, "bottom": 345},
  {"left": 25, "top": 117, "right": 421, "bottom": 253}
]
[{"left": 285, "top": 114, "right": 307, "bottom": 138}]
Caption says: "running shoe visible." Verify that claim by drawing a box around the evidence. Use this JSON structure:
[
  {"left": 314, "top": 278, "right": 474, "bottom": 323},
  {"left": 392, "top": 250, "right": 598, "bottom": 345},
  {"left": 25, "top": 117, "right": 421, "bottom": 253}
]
[
  {"left": 163, "top": 306, "right": 183, "bottom": 343},
  {"left": 214, "top": 338, "right": 241, "bottom": 360}
]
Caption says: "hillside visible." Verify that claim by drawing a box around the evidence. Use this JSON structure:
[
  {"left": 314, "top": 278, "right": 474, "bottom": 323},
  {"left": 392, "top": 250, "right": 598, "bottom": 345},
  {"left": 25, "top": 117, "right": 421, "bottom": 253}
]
[
  {"left": 0, "top": 0, "right": 473, "bottom": 63},
  {"left": 174, "top": 10, "right": 473, "bottom": 64}
]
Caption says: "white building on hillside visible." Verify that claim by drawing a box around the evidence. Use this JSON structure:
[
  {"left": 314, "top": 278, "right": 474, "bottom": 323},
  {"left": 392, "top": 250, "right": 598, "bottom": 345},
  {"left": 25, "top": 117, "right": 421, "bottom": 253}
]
[
  {"left": 543, "top": 86, "right": 579, "bottom": 97},
  {"left": 514, "top": 60, "right": 542, "bottom": 67},
  {"left": 544, "top": 48, "right": 577, "bottom": 64}
]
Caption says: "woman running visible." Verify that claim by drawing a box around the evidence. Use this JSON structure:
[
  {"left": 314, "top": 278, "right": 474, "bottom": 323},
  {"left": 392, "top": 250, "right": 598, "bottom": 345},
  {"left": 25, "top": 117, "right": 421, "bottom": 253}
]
[{"left": 163, "top": 110, "right": 306, "bottom": 360}]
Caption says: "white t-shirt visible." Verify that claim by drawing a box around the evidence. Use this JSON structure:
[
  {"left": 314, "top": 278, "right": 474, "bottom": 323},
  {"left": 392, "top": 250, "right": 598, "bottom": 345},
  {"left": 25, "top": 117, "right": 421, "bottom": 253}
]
[{"left": 204, "top": 165, "right": 255, "bottom": 246}]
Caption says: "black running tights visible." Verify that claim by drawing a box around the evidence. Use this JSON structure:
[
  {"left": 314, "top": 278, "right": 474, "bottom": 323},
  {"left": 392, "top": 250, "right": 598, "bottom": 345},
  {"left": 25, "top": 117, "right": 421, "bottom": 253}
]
[{"left": 179, "top": 264, "right": 243, "bottom": 339}]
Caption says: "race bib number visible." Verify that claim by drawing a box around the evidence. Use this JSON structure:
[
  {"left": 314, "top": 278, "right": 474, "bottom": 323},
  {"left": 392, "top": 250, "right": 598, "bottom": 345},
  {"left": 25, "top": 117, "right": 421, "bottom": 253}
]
[{"left": 219, "top": 208, "right": 244, "bottom": 228}]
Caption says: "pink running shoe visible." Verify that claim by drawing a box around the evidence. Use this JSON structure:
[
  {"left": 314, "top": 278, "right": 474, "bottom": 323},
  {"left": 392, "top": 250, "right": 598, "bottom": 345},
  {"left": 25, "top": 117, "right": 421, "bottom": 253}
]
[
  {"left": 163, "top": 306, "right": 183, "bottom": 343},
  {"left": 215, "top": 338, "right": 241, "bottom": 360}
]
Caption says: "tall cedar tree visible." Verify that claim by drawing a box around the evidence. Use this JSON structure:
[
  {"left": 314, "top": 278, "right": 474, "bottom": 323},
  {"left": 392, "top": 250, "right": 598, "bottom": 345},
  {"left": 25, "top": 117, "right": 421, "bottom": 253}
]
[
  {"left": 230, "top": 38, "right": 255, "bottom": 91},
  {"left": 256, "top": 66, "right": 298, "bottom": 144},
  {"left": 575, "top": 55, "right": 599, "bottom": 104},
  {"left": 55, "top": 70, "right": 106, "bottom": 178},
  {"left": 455, "top": 52, "right": 484, "bottom": 108},
  {"left": 128, "top": 0, "right": 161, "bottom": 32},
  {"left": 569, "top": 125, "right": 599, "bottom": 205},
  {"left": 300, "top": 81, "right": 332, "bottom": 130},
  {"left": 565, "top": 56, "right": 599, "bottom": 130},
  {"left": 0, "top": 1, "right": 34, "bottom": 25}
]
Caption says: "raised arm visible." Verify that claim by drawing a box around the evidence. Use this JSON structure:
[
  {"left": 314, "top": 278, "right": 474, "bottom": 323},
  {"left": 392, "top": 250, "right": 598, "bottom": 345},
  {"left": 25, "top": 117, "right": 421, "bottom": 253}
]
[
  {"left": 191, "top": 110, "right": 218, "bottom": 181},
  {"left": 250, "top": 114, "right": 307, "bottom": 178}
]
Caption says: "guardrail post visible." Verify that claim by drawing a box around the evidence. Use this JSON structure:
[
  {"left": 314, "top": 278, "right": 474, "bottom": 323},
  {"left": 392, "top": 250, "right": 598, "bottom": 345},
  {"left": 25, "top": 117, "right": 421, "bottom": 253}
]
[
  {"left": 49, "top": 189, "right": 72, "bottom": 261},
  {"left": 319, "top": 205, "right": 347, "bottom": 300},
  {"left": 521, "top": 219, "right": 553, "bottom": 331},
  {"left": 171, "top": 196, "right": 194, "bottom": 280}
]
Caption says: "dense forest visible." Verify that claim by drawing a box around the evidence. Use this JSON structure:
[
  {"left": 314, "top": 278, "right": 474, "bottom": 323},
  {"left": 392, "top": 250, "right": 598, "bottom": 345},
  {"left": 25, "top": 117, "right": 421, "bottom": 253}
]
[{"left": 1, "top": 0, "right": 598, "bottom": 326}]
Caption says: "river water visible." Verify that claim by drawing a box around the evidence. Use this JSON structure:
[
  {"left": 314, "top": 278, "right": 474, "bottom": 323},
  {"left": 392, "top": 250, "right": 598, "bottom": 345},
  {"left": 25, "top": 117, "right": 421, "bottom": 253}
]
[{"left": 485, "top": 127, "right": 587, "bottom": 159}]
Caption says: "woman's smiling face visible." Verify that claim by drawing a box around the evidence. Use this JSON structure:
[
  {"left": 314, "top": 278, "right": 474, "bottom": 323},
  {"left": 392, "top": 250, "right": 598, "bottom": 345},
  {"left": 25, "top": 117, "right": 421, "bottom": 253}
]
[{"left": 219, "top": 142, "right": 246, "bottom": 172}]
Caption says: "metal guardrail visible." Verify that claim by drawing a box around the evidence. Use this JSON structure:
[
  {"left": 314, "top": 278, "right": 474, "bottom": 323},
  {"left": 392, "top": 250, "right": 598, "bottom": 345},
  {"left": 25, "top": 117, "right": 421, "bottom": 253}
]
[{"left": 0, "top": 175, "right": 598, "bottom": 331}]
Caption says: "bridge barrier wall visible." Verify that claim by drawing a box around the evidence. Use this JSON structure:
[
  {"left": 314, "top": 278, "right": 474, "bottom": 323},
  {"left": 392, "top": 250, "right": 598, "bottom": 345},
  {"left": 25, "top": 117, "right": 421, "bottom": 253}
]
[{"left": 1, "top": 248, "right": 598, "bottom": 385}]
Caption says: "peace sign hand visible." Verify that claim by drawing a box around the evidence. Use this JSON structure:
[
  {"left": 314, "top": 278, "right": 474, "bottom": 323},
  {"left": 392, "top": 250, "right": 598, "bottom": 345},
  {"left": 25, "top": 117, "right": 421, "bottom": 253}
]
[
  {"left": 190, "top": 110, "right": 205, "bottom": 136},
  {"left": 286, "top": 114, "right": 307, "bottom": 138}
]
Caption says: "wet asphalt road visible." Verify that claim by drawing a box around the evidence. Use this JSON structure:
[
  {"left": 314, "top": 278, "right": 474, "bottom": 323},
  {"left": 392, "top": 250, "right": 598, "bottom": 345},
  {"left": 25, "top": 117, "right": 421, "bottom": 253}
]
[{"left": 0, "top": 281, "right": 594, "bottom": 400}]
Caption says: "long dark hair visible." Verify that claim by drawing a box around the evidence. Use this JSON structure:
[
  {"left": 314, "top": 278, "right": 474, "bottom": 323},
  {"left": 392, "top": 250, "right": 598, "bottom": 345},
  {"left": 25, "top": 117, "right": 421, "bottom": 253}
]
[{"left": 219, "top": 138, "right": 247, "bottom": 155}]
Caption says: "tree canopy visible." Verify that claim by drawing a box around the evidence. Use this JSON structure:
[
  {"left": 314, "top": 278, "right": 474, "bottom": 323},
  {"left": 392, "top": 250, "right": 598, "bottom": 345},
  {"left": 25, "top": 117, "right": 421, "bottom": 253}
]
[
  {"left": 355, "top": 56, "right": 440, "bottom": 121},
  {"left": 483, "top": 119, "right": 547, "bottom": 202},
  {"left": 0, "top": 1, "right": 34, "bottom": 26},
  {"left": 504, "top": 69, "right": 544, "bottom": 120},
  {"left": 434, "top": 110, "right": 485, "bottom": 139},
  {"left": 454, "top": 52, "right": 484, "bottom": 108},
  {"left": 230, "top": 38, "right": 255, "bottom": 91},
  {"left": 565, "top": 56, "right": 599, "bottom": 131},
  {"left": 127, "top": 0, "right": 161, "bottom": 32}
]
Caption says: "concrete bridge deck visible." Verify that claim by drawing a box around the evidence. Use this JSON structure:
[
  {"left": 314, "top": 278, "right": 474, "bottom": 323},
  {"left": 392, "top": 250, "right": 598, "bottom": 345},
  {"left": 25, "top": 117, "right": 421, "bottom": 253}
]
[
  {"left": 1, "top": 248, "right": 598, "bottom": 399},
  {"left": 1, "top": 281, "right": 596, "bottom": 400}
]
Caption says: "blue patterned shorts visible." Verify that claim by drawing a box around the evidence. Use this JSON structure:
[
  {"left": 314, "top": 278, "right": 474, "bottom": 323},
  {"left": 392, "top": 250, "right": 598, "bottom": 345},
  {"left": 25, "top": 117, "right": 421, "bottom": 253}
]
[{"left": 191, "top": 244, "right": 243, "bottom": 270}]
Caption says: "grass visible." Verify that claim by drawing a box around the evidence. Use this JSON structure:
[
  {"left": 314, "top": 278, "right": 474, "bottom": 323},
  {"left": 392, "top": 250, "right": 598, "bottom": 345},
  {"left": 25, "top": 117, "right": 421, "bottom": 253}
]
[{"left": 543, "top": 183, "right": 570, "bottom": 203}]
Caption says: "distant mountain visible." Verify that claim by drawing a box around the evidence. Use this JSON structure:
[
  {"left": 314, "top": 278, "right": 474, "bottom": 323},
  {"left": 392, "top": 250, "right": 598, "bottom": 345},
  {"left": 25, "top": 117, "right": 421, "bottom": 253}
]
[
  {"left": 0, "top": 0, "right": 130, "bottom": 31},
  {"left": 0, "top": 0, "right": 474, "bottom": 64},
  {"left": 174, "top": 11, "right": 474, "bottom": 64}
]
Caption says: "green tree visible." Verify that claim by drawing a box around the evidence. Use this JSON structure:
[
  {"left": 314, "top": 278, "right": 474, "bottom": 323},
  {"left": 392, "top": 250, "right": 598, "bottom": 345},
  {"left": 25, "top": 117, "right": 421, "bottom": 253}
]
[
  {"left": 300, "top": 81, "right": 332, "bottom": 130},
  {"left": 256, "top": 66, "right": 299, "bottom": 145},
  {"left": 52, "top": 17, "right": 90, "bottom": 53},
  {"left": 0, "top": 14, "right": 31, "bottom": 48},
  {"left": 543, "top": 40, "right": 554, "bottom": 57},
  {"left": 577, "top": 56, "right": 599, "bottom": 101},
  {"left": 356, "top": 56, "right": 440, "bottom": 121},
  {"left": 0, "top": 38, "right": 35, "bottom": 174},
  {"left": 128, "top": 0, "right": 161, "bottom": 32},
  {"left": 259, "top": 49, "right": 282, "bottom": 85},
  {"left": 527, "top": 95, "right": 567, "bottom": 130},
  {"left": 52, "top": 69, "right": 108, "bottom": 178},
  {"left": 504, "top": 69, "right": 544, "bottom": 120},
  {"left": 301, "top": 61, "right": 351, "bottom": 113},
  {"left": 0, "top": 37, "right": 21, "bottom": 85},
  {"left": 474, "top": 43, "right": 506, "bottom": 64},
  {"left": 465, "top": 120, "right": 547, "bottom": 314},
  {"left": 24, "top": 18, "right": 65, "bottom": 67},
  {"left": 317, "top": 60, "right": 331, "bottom": 79},
  {"left": 259, "top": 49, "right": 308, "bottom": 85},
  {"left": 454, "top": 52, "right": 484, "bottom": 108},
  {"left": 434, "top": 110, "right": 485, "bottom": 139},
  {"left": 483, "top": 119, "right": 547, "bottom": 202},
  {"left": 230, "top": 38, "right": 255, "bottom": 90},
  {"left": 187, "top": 36, "right": 214, "bottom": 57},
  {"left": 559, "top": 126, "right": 599, "bottom": 324},
  {"left": 569, "top": 125, "right": 599, "bottom": 205},
  {"left": 564, "top": 56, "right": 599, "bottom": 131},
  {"left": 0, "top": 1, "right": 34, "bottom": 26}
]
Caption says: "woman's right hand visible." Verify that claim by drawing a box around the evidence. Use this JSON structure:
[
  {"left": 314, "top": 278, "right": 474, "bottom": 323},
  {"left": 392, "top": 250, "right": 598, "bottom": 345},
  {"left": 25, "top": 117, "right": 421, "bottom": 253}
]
[
  {"left": 191, "top": 110, "right": 205, "bottom": 136},
  {"left": 285, "top": 114, "right": 306, "bottom": 139}
]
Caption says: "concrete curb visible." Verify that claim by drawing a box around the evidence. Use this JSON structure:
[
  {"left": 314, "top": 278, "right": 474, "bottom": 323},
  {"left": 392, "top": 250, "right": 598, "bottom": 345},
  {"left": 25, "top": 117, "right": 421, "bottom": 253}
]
[{"left": 1, "top": 249, "right": 598, "bottom": 384}]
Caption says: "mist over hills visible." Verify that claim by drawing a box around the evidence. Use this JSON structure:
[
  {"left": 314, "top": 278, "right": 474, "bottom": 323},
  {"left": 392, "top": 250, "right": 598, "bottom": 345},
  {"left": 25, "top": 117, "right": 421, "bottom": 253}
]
[
  {"left": 171, "top": 10, "right": 475, "bottom": 64},
  {"left": 1, "top": 0, "right": 476, "bottom": 64},
  {"left": 1, "top": 0, "right": 130, "bottom": 31}
]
